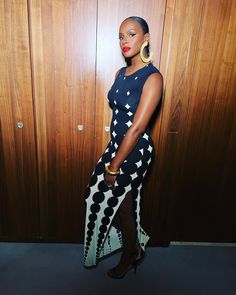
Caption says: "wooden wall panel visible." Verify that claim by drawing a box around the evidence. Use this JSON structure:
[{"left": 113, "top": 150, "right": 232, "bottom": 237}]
[
  {"left": 178, "top": 0, "right": 236, "bottom": 241},
  {"left": 29, "top": 0, "right": 97, "bottom": 241},
  {"left": 0, "top": 0, "right": 235, "bottom": 244},
  {"left": 0, "top": 0, "right": 39, "bottom": 239},
  {"left": 151, "top": 0, "right": 236, "bottom": 244}
]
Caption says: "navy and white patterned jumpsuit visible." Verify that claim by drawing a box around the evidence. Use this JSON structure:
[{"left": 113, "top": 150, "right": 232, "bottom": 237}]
[{"left": 83, "top": 62, "right": 161, "bottom": 267}]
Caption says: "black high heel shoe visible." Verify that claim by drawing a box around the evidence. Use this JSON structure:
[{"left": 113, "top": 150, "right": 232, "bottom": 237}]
[{"left": 107, "top": 251, "right": 139, "bottom": 279}]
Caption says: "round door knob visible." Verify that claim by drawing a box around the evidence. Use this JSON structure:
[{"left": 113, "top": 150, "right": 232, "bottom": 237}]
[
  {"left": 105, "top": 126, "right": 110, "bottom": 132},
  {"left": 17, "top": 121, "right": 23, "bottom": 128},
  {"left": 77, "top": 124, "right": 84, "bottom": 131}
]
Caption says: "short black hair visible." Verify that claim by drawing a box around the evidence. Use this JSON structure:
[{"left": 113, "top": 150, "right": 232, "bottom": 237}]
[{"left": 123, "top": 16, "right": 149, "bottom": 35}]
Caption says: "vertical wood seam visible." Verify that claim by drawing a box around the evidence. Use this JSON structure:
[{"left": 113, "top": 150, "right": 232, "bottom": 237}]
[
  {"left": 150, "top": 0, "right": 176, "bottom": 240},
  {"left": 94, "top": 0, "right": 99, "bottom": 167},
  {"left": 26, "top": 0, "right": 41, "bottom": 238}
]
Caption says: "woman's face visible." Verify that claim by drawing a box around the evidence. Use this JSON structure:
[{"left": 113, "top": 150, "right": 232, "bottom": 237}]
[{"left": 119, "top": 19, "right": 149, "bottom": 59}]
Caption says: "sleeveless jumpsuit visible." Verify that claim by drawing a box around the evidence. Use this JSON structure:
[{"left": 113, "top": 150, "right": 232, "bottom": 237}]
[{"left": 83, "top": 62, "right": 161, "bottom": 267}]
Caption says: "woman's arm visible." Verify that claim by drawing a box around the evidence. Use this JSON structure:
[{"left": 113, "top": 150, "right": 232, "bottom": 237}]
[
  {"left": 109, "top": 71, "right": 163, "bottom": 171},
  {"left": 104, "top": 71, "right": 163, "bottom": 187}
]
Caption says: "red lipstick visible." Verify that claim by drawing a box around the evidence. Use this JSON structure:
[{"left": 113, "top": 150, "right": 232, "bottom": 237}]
[{"left": 122, "top": 47, "right": 131, "bottom": 52}]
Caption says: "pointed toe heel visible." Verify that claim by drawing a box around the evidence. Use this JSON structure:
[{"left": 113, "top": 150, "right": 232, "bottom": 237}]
[{"left": 107, "top": 251, "right": 139, "bottom": 279}]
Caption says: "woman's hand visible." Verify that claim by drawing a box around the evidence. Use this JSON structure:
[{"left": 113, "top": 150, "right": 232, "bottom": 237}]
[{"left": 104, "top": 172, "right": 117, "bottom": 190}]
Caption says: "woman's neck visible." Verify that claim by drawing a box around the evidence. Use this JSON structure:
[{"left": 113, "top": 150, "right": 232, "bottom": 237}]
[{"left": 129, "top": 53, "right": 147, "bottom": 68}]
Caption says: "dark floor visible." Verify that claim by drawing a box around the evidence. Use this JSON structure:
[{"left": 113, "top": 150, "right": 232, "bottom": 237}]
[{"left": 0, "top": 242, "right": 235, "bottom": 295}]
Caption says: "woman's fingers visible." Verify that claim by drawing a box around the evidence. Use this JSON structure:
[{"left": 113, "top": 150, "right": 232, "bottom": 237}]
[{"left": 104, "top": 172, "right": 117, "bottom": 189}]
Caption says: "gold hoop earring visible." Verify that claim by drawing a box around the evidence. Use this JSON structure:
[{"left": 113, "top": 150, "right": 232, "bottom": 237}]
[{"left": 140, "top": 41, "right": 153, "bottom": 63}]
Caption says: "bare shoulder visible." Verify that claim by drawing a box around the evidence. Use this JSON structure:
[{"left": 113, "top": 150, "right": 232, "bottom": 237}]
[
  {"left": 143, "top": 72, "right": 163, "bottom": 91},
  {"left": 145, "top": 72, "right": 163, "bottom": 85}
]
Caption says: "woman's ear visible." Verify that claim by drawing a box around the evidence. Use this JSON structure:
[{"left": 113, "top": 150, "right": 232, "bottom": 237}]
[{"left": 144, "top": 33, "right": 150, "bottom": 43}]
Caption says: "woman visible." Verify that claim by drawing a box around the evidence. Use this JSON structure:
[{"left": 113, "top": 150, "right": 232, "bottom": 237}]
[{"left": 83, "top": 16, "right": 163, "bottom": 278}]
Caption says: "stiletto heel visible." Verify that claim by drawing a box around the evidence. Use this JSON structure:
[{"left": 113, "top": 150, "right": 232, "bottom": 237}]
[
  {"left": 107, "top": 251, "right": 139, "bottom": 279},
  {"left": 107, "top": 244, "right": 145, "bottom": 278}
]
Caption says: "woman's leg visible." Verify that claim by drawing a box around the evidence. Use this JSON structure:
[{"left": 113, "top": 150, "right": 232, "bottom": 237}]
[
  {"left": 119, "top": 191, "right": 137, "bottom": 254},
  {"left": 108, "top": 191, "right": 138, "bottom": 275}
]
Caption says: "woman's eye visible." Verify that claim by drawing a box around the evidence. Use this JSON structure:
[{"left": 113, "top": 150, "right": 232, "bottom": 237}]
[{"left": 119, "top": 33, "right": 136, "bottom": 40}]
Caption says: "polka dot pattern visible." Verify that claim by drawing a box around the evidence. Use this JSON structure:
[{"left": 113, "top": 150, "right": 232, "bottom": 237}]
[{"left": 83, "top": 62, "right": 161, "bottom": 267}]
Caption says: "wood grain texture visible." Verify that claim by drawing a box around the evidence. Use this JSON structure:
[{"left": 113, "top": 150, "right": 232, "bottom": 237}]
[
  {"left": 29, "top": 0, "right": 97, "bottom": 240},
  {"left": 0, "top": 0, "right": 235, "bottom": 244},
  {"left": 0, "top": 0, "right": 39, "bottom": 239},
  {"left": 151, "top": 0, "right": 236, "bottom": 244}
]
